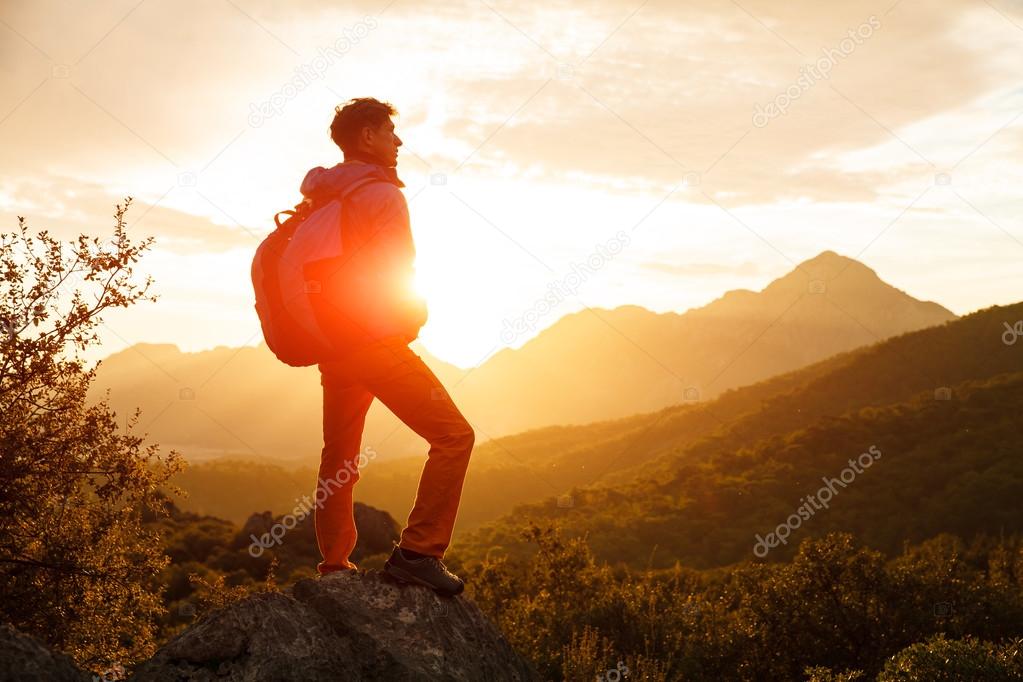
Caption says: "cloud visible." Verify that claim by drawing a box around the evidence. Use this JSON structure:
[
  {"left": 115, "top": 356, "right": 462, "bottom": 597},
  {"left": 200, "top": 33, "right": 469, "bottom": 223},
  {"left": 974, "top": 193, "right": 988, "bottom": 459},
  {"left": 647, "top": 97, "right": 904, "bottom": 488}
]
[
  {"left": 0, "top": 173, "right": 258, "bottom": 255},
  {"left": 640, "top": 260, "right": 762, "bottom": 278},
  {"left": 422, "top": 0, "right": 1022, "bottom": 204},
  {"left": 2, "top": 0, "right": 1020, "bottom": 210},
  {"left": 2, "top": 0, "right": 1022, "bottom": 365}
]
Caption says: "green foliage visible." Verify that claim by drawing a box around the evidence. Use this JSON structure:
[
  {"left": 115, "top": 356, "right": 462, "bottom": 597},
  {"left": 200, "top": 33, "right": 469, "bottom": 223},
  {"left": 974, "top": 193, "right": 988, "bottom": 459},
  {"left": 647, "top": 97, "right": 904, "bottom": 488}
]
[
  {"left": 460, "top": 365, "right": 1023, "bottom": 570},
  {"left": 877, "top": 635, "right": 1023, "bottom": 681},
  {"left": 470, "top": 527, "right": 1023, "bottom": 681},
  {"left": 804, "top": 667, "right": 866, "bottom": 682},
  {"left": 188, "top": 555, "right": 279, "bottom": 615},
  {"left": 0, "top": 201, "right": 182, "bottom": 669}
]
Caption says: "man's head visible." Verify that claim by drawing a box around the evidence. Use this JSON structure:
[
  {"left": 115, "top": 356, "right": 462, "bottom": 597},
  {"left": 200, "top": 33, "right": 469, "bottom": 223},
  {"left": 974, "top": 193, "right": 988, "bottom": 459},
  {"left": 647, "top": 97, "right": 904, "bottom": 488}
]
[{"left": 330, "top": 97, "right": 402, "bottom": 167}]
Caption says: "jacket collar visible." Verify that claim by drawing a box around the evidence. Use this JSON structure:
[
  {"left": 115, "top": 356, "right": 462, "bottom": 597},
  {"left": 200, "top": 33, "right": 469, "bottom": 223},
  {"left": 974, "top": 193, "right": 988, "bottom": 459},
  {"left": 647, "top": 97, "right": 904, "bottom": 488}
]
[{"left": 341, "top": 151, "right": 406, "bottom": 188}]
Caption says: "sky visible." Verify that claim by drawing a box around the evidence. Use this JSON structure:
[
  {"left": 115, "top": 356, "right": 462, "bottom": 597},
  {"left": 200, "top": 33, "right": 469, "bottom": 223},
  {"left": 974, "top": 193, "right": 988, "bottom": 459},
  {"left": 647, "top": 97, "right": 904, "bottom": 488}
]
[{"left": 1, "top": 0, "right": 1021, "bottom": 369}]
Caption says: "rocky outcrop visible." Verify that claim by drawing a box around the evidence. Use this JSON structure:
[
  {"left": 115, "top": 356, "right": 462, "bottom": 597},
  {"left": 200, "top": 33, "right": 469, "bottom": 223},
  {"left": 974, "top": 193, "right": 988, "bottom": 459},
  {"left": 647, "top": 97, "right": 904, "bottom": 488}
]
[
  {"left": 353, "top": 503, "right": 403, "bottom": 556},
  {"left": 0, "top": 624, "right": 90, "bottom": 682},
  {"left": 129, "top": 570, "right": 538, "bottom": 681},
  {"left": 233, "top": 501, "right": 401, "bottom": 564}
]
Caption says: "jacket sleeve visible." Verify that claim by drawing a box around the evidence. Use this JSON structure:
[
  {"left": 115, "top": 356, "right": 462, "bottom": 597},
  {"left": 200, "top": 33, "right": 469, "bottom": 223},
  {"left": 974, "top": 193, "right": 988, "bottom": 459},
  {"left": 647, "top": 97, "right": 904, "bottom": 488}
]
[{"left": 359, "top": 184, "right": 429, "bottom": 340}]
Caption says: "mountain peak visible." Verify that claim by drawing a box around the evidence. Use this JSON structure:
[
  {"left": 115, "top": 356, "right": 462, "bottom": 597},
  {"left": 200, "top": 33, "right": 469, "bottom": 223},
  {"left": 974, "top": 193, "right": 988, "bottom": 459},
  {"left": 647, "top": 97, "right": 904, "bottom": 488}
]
[
  {"left": 804, "top": 249, "right": 849, "bottom": 264},
  {"left": 794, "top": 250, "right": 875, "bottom": 280},
  {"left": 98, "top": 342, "right": 182, "bottom": 366}
]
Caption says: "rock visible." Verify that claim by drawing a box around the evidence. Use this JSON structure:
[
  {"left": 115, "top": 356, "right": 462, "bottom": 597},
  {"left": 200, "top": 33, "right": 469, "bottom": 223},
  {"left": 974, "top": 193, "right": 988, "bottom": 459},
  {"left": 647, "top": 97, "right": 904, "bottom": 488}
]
[
  {"left": 352, "top": 502, "right": 402, "bottom": 556},
  {"left": 130, "top": 570, "right": 538, "bottom": 681},
  {"left": 232, "top": 502, "right": 400, "bottom": 563},
  {"left": 0, "top": 623, "right": 90, "bottom": 682},
  {"left": 234, "top": 510, "right": 276, "bottom": 548}
]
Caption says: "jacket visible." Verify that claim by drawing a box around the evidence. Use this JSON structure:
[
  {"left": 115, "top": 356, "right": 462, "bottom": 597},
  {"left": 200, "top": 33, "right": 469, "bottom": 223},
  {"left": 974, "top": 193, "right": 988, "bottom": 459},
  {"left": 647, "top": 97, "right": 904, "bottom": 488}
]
[{"left": 299, "top": 159, "right": 428, "bottom": 350}]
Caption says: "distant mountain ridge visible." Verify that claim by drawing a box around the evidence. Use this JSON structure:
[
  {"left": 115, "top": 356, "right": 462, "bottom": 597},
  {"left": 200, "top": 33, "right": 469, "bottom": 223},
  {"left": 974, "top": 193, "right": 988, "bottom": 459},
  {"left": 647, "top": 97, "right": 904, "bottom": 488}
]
[
  {"left": 89, "top": 251, "right": 955, "bottom": 465},
  {"left": 458, "top": 250, "right": 954, "bottom": 434}
]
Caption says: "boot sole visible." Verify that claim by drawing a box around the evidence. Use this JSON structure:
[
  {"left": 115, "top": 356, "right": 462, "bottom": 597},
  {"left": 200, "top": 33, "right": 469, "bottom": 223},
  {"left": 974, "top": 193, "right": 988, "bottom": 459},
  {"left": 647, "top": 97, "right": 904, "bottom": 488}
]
[{"left": 384, "top": 562, "right": 464, "bottom": 597}]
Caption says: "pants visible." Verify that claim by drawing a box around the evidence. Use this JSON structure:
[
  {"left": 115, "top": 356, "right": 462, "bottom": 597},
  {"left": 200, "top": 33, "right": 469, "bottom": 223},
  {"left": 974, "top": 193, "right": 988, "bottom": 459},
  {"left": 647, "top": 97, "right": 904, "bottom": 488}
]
[{"left": 314, "top": 334, "right": 475, "bottom": 574}]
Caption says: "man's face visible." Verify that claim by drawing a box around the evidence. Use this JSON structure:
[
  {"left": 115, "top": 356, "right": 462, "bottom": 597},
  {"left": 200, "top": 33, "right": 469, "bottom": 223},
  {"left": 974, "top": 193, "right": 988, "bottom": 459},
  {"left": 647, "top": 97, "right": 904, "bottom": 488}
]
[{"left": 364, "top": 117, "right": 402, "bottom": 167}]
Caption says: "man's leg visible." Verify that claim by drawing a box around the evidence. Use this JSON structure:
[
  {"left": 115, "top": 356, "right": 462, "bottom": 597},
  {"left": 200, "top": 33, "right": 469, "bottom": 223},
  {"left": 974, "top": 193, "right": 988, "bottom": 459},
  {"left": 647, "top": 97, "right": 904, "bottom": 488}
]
[
  {"left": 347, "top": 336, "right": 475, "bottom": 558},
  {"left": 315, "top": 364, "right": 375, "bottom": 574}
]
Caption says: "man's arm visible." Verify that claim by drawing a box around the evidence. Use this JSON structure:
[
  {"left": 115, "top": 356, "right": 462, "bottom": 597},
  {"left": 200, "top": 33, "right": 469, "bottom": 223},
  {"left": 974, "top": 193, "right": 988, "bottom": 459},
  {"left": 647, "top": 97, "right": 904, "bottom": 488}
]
[{"left": 360, "top": 184, "right": 428, "bottom": 339}]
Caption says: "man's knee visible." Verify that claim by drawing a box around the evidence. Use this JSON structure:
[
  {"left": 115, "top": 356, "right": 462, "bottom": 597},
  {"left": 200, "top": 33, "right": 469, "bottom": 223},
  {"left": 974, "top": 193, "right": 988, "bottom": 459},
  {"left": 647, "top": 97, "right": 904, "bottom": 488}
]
[
  {"left": 460, "top": 426, "right": 475, "bottom": 452},
  {"left": 436, "top": 424, "right": 474, "bottom": 455}
]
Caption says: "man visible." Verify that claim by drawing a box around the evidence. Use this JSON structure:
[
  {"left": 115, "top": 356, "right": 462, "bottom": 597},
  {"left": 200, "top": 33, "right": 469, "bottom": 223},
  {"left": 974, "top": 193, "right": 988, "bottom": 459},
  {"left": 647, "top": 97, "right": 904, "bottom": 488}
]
[{"left": 299, "top": 97, "right": 474, "bottom": 597}]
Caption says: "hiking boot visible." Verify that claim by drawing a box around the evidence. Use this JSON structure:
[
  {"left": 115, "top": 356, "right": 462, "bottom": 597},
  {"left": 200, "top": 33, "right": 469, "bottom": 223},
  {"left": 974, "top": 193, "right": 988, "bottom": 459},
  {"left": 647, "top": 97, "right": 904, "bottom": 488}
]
[{"left": 384, "top": 547, "right": 464, "bottom": 597}]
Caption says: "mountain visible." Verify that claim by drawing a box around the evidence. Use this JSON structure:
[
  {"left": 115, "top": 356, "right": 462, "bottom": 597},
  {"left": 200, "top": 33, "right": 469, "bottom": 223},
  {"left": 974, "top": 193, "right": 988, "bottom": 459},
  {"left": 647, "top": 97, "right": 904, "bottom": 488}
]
[
  {"left": 90, "top": 251, "right": 955, "bottom": 467},
  {"left": 455, "top": 250, "right": 954, "bottom": 435},
  {"left": 454, "top": 300, "right": 1023, "bottom": 569},
  {"left": 87, "top": 340, "right": 466, "bottom": 464}
]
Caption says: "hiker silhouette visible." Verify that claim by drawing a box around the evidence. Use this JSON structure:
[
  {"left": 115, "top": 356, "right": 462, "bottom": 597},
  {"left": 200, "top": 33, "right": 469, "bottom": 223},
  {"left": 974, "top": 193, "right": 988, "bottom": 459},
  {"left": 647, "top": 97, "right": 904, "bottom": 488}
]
[{"left": 297, "top": 98, "right": 473, "bottom": 597}]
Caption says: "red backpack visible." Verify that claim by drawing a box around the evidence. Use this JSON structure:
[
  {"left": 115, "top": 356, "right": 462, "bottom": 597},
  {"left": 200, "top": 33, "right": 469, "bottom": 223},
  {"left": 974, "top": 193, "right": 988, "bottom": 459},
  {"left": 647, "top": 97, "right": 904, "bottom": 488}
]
[{"left": 251, "top": 178, "right": 379, "bottom": 367}]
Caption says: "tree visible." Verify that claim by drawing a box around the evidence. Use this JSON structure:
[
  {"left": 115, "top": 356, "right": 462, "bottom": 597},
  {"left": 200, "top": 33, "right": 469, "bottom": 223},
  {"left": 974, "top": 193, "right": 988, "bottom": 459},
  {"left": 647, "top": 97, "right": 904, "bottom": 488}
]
[{"left": 0, "top": 199, "right": 182, "bottom": 670}]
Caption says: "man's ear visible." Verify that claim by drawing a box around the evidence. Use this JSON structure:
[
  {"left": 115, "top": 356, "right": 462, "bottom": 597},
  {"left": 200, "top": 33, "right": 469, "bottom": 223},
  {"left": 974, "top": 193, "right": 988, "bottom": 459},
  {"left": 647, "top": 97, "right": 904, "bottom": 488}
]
[{"left": 357, "top": 124, "right": 373, "bottom": 149}]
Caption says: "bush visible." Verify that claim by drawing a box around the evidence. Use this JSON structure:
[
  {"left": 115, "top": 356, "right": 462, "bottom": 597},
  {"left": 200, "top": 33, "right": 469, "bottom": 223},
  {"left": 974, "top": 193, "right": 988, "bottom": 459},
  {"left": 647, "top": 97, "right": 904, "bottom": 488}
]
[
  {"left": 878, "top": 635, "right": 1023, "bottom": 681},
  {"left": 467, "top": 528, "right": 1023, "bottom": 681},
  {"left": 0, "top": 200, "right": 182, "bottom": 669}
]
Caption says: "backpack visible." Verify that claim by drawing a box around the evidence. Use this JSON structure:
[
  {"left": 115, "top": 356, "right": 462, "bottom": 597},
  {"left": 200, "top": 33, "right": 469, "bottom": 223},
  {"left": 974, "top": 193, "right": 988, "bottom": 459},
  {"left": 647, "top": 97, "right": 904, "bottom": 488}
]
[{"left": 251, "top": 177, "right": 380, "bottom": 367}]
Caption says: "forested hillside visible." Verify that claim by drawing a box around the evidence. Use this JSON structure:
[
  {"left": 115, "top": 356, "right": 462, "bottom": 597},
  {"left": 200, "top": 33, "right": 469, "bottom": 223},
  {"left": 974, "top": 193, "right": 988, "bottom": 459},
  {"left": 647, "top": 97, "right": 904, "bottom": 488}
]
[{"left": 457, "top": 302, "right": 1023, "bottom": 568}]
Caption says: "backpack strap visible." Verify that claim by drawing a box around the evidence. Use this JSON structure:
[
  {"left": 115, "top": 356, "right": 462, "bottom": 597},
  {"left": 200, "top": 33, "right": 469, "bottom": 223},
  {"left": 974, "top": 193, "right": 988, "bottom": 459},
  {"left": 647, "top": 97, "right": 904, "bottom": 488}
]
[
  {"left": 338, "top": 176, "right": 385, "bottom": 203},
  {"left": 274, "top": 204, "right": 305, "bottom": 230},
  {"left": 272, "top": 176, "right": 388, "bottom": 231}
]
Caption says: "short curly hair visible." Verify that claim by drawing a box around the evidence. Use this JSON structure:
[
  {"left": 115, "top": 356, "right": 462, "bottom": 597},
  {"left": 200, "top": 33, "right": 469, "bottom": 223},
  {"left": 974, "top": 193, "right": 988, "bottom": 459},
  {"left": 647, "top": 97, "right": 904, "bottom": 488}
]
[{"left": 329, "top": 97, "right": 397, "bottom": 154}]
